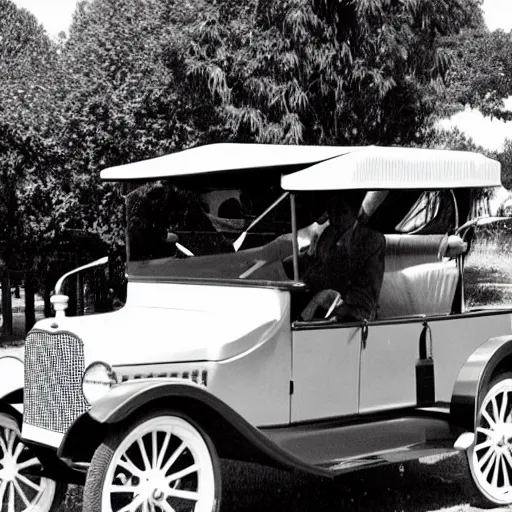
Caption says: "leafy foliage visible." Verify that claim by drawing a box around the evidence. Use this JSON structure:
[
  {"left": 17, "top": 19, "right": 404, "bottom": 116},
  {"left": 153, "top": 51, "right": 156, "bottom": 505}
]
[
  {"left": 496, "top": 139, "right": 512, "bottom": 190},
  {"left": 0, "top": 0, "right": 495, "bottom": 308},
  {"left": 180, "top": 0, "right": 483, "bottom": 146},
  {"left": 441, "top": 28, "right": 512, "bottom": 120}
]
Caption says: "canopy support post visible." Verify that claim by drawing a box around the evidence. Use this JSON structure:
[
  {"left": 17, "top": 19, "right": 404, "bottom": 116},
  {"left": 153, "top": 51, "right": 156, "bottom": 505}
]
[{"left": 290, "top": 194, "right": 299, "bottom": 281}]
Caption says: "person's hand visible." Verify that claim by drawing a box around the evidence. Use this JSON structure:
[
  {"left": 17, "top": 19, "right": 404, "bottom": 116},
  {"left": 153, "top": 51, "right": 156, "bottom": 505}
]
[
  {"left": 301, "top": 289, "right": 342, "bottom": 321},
  {"left": 305, "top": 220, "right": 329, "bottom": 256}
]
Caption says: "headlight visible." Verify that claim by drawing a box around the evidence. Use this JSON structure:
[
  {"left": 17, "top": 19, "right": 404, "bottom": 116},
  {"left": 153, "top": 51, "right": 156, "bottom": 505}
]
[{"left": 82, "top": 362, "right": 117, "bottom": 405}]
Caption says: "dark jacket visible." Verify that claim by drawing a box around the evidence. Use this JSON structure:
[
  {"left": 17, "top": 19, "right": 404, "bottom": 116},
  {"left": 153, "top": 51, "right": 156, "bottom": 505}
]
[{"left": 300, "top": 222, "right": 386, "bottom": 321}]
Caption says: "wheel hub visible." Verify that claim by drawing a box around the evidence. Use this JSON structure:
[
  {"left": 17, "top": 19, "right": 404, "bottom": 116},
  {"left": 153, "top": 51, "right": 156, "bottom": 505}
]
[
  {"left": 0, "top": 454, "right": 17, "bottom": 481},
  {"left": 152, "top": 489, "right": 164, "bottom": 501}
]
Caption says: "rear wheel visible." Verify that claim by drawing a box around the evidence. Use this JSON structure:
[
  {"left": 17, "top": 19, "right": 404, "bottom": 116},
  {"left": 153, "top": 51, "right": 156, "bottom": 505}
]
[
  {"left": 467, "top": 373, "right": 512, "bottom": 506},
  {"left": 83, "top": 409, "right": 221, "bottom": 512},
  {"left": 0, "top": 412, "right": 66, "bottom": 511}
]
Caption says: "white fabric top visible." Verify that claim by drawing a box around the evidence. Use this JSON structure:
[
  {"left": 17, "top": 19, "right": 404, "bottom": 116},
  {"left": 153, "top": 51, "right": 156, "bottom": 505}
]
[
  {"left": 100, "top": 143, "right": 501, "bottom": 190},
  {"left": 281, "top": 146, "right": 501, "bottom": 190},
  {"left": 100, "top": 143, "right": 361, "bottom": 180}
]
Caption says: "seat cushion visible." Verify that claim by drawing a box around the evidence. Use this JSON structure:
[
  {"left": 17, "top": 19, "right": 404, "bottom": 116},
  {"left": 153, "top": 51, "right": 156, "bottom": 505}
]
[{"left": 379, "top": 234, "right": 459, "bottom": 319}]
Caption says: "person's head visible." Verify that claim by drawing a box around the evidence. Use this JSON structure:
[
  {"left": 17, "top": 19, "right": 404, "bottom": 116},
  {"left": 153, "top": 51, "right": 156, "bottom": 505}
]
[{"left": 327, "top": 191, "right": 365, "bottom": 231}]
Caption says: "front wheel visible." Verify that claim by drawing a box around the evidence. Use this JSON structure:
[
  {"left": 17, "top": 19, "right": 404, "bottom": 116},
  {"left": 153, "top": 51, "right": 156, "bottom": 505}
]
[
  {"left": 0, "top": 412, "right": 66, "bottom": 511},
  {"left": 83, "top": 410, "right": 222, "bottom": 512},
  {"left": 467, "top": 373, "right": 512, "bottom": 506}
]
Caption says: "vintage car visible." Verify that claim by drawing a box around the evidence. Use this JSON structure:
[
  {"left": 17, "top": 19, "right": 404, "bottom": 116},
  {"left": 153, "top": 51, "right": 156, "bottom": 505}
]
[{"left": 2, "top": 143, "right": 512, "bottom": 512}]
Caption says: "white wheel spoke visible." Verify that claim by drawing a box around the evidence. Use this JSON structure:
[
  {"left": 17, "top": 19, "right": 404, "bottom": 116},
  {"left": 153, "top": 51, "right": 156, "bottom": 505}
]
[
  {"left": 166, "top": 463, "right": 199, "bottom": 483},
  {"left": 475, "top": 440, "right": 493, "bottom": 451},
  {"left": 483, "top": 451, "right": 498, "bottom": 479},
  {"left": 117, "top": 454, "right": 144, "bottom": 477},
  {"left": 0, "top": 481, "right": 6, "bottom": 506},
  {"left": 492, "top": 452, "right": 502, "bottom": 487},
  {"left": 161, "top": 442, "right": 186, "bottom": 475},
  {"left": 109, "top": 484, "right": 140, "bottom": 494},
  {"left": 6, "top": 430, "right": 16, "bottom": 453},
  {"left": 13, "top": 442, "right": 24, "bottom": 461},
  {"left": 503, "top": 448, "right": 512, "bottom": 471},
  {"left": 483, "top": 409, "right": 497, "bottom": 428},
  {"left": 478, "top": 446, "right": 495, "bottom": 469},
  {"left": 156, "top": 432, "right": 171, "bottom": 470},
  {"left": 0, "top": 434, "right": 8, "bottom": 455},
  {"left": 502, "top": 453, "right": 511, "bottom": 487},
  {"left": 492, "top": 398, "right": 500, "bottom": 425},
  {"left": 13, "top": 479, "right": 31, "bottom": 508},
  {"left": 16, "top": 473, "right": 41, "bottom": 492},
  {"left": 117, "top": 494, "right": 145, "bottom": 512},
  {"left": 137, "top": 438, "right": 152, "bottom": 471},
  {"left": 166, "top": 488, "right": 199, "bottom": 501},
  {"left": 160, "top": 500, "right": 176, "bottom": 512},
  {"left": 152, "top": 432, "right": 158, "bottom": 469},
  {"left": 142, "top": 500, "right": 150, "bottom": 512},
  {"left": 501, "top": 392, "right": 509, "bottom": 423},
  {"left": 8, "top": 482, "right": 15, "bottom": 512},
  {"left": 17, "top": 457, "right": 39, "bottom": 471}
]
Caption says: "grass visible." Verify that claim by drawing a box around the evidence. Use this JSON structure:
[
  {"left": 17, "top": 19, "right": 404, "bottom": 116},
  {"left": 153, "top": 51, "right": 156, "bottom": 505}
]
[
  {"left": 56, "top": 454, "right": 499, "bottom": 512},
  {"left": 464, "top": 231, "right": 512, "bottom": 309}
]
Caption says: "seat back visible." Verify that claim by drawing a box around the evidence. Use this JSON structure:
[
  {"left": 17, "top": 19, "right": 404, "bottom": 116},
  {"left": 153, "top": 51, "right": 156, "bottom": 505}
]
[{"left": 378, "top": 234, "right": 459, "bottom": 319}]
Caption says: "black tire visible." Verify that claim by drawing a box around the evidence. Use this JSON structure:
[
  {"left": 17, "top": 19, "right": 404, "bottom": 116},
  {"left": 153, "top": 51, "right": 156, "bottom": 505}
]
[
  {"left": 466, "top": 372, "right": 512, "bottom": 508},
  {"left": 0, "top": 412, "right": 67, "bottom": 512},
  {"left": 83, "top": 409, "right": 222, "bottom": 512}
]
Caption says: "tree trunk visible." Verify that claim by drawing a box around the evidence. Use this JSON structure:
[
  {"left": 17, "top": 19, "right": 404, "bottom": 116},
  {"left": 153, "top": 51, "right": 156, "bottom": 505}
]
[
  {"left": 1, "top": 271, "right": 13, "bottom": 336},
  {"left": 24, "top": 276, "right": 36, "bottom": 333}
]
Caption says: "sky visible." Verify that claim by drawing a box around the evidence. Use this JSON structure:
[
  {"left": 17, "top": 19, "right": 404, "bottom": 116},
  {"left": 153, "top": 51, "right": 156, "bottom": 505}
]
[{"left": 9, "top": 0, "right": 512, "bottom": 151}]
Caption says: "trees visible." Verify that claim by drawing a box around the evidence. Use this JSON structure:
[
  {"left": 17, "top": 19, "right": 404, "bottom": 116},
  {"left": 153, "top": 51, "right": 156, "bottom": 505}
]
[
  {"left": 441, "top": 28, "right": 512, "bottom": 121},
  {"left": 179, "top": 0, "right": 483, "bottom": 146},
  {"left": 0, "top": 0, "right": 495, "bottom": 334},
  {"left": 0, "top": 0, "right": 64, "bottom": 333}
]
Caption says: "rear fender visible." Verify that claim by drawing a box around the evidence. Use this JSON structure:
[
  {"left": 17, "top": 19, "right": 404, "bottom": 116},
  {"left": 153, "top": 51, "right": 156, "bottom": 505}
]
[
  {"left": 450, "top": 335, "right": 512, "bottom": 432},
  {"left": 58, "top": 379, "right": 330, "bottom": 477}
]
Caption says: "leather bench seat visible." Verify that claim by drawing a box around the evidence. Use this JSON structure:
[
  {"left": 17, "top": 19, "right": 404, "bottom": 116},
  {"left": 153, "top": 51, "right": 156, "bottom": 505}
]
[{"left": 378, "top": 234, "right": 460, "bottom": 319}]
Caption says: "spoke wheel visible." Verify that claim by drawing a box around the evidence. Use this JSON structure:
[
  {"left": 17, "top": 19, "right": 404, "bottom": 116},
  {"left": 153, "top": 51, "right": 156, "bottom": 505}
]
[
  {"left": 0, "top": 413, "right": 65, "bottom": 512},
  {"left": 84, "top": 410, "right": 221, "bottom": 512},
  {"left": 468, "top": 374, "right": 512, "bottom": 506}
]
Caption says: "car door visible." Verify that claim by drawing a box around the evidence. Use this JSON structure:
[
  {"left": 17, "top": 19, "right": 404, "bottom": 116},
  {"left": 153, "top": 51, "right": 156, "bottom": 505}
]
[
  {"left": 291, "top": 323, "right": 362, "bottom": 422},
  {"left": 358, "top": 320, "right": 426, "bottom": 414}
]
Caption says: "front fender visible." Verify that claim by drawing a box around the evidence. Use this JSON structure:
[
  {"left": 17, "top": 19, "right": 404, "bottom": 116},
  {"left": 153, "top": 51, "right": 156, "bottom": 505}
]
[
  {"left": 450, "top": 335, "right": 512, "bottom": 431},
  {"left": 0, "top": 356, "right": 23, "bottom": 406},
  {"left": 58, "top": 379, "right": 330, "bottom": 477}
]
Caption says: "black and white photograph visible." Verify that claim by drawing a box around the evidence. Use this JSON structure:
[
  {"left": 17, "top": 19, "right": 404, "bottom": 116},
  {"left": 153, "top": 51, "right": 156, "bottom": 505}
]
[{"left": 1, "top": 0, "right": 512, "bottom": 510}]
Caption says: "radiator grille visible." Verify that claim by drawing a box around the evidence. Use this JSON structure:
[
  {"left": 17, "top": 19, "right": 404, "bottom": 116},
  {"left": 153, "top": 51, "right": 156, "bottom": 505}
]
[{"left": 24, "top": 329, "right": 89, "bottom": 434}]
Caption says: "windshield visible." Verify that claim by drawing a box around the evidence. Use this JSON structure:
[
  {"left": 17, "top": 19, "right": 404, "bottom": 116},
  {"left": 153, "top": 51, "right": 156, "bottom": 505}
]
[
  {"left": 124, "top": 180, "right": 472, "bottom": 285},
  {"left": 125, "top": 179, "right": 297, "bottom": 282}
]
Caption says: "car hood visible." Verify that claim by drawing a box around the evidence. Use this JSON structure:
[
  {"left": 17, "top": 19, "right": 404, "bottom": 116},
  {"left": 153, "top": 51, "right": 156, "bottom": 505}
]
[{"left": 32, "top": 283, "right": 290, "bottom": 365}]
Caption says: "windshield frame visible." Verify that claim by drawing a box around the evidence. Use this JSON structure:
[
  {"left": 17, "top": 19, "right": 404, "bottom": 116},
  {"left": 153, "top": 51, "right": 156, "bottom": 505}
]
[{"left": 123, "top": 181, "right": 305, "bottom": 289}]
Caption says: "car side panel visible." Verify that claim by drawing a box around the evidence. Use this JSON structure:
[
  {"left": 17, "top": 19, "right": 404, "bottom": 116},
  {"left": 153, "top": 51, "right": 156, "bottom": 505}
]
[
  {"left": 291, "top": 325, "right": 361, "bottom": 422},
  {"left": 430, "top": 312, "right": 512, "bottom": 403},
  {"left": 359, "top": 322, "right": 423, "bottom": 413}
]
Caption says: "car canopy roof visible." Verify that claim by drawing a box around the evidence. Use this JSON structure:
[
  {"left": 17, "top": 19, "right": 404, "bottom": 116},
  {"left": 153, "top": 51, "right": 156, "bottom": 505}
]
[{"left": 100, "top": 143, "right": 501, "bottom": 190}]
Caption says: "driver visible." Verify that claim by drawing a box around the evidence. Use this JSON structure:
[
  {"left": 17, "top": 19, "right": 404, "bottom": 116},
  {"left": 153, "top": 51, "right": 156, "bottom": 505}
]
[{"left": 299, "top": 192, "right": 386, "bottom": 323}]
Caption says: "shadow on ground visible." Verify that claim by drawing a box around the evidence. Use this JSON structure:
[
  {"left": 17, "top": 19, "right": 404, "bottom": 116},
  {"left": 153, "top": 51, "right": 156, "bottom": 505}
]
[{"left": 219, "top": 453, "right": 490, "bottom": 512}]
